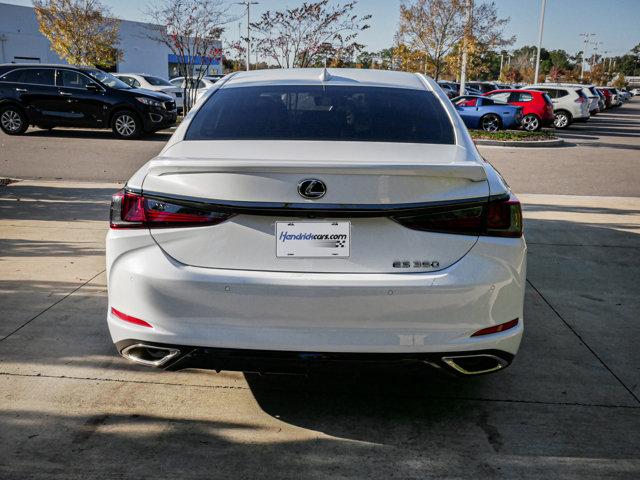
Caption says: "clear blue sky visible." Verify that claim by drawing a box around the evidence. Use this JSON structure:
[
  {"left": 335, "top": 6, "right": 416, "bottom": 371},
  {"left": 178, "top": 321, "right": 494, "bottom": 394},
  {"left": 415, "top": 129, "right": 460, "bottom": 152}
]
[{"left": 4, "top": 0, "right": 639, "bottom": 56}]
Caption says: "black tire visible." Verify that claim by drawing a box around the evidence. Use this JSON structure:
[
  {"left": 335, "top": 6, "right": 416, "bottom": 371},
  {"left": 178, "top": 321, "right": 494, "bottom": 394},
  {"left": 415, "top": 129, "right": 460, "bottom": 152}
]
[
  {"left": 521, "top": 113, "right": 541, "bottom": 132},
  {"left": 553, "top": 110, "right": 571, "bottom": 129},
  {"left": 480, "top": 113, "right": 502, "bottom": 132},
  {"left": 0, "top": 105, "right": 29, "bottom": 135},
  {"left": 111, "top": 110, "right": 142, "bottom": 139}
]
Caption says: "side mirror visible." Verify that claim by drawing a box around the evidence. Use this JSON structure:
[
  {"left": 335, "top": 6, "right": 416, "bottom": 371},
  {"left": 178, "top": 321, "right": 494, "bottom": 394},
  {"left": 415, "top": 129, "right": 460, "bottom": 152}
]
[{"left": 86, "top": 82, "right": 101, "bottom": 92}]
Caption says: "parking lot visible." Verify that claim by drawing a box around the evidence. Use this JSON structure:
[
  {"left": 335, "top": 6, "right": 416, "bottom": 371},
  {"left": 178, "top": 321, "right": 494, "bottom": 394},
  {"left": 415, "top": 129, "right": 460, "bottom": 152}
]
[{"left": 1, "top": 100, "right": 639, "bottom": 479}]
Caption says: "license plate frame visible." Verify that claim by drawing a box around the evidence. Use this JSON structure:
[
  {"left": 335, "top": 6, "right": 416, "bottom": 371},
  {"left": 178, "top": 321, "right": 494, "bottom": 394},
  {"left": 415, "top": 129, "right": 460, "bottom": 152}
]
[{"left": 276, "top": 221, "right": 350, "bottom": 258}]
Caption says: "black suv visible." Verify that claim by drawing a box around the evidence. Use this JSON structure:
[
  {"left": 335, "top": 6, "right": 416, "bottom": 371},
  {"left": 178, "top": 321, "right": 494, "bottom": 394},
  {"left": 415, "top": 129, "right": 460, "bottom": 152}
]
[{"left": 0, "top": 64, "right": 177, "bottom": 139}]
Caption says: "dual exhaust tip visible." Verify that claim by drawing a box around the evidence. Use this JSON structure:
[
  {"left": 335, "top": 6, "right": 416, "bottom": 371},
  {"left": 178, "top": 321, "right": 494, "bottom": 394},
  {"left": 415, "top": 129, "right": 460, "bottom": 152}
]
[{"left": 121, "top": 343, "right": 510, "bottom": 376}]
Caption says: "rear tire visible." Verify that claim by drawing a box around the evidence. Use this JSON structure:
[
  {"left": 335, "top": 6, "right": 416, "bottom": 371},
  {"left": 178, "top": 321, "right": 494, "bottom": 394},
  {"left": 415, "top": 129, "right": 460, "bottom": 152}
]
[
  {"left": 480, "top": 114, "right": 502, "bottom": 132},
  {"left": 553, "top": 110, "right": 571, "bottom": 129},
  {"left": 521, "top": 114, "right": 541, "bottom": 132},
  {"left": 111, "top": 110, "right": 142, "bottom": 139},
  {"left": 0, "top": 106, "right": 29, "bottom": 135}
]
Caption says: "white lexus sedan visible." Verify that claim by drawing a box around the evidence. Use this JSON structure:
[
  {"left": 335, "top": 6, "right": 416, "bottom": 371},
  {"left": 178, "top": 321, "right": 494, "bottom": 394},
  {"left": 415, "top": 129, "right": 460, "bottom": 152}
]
[{"left": 107, "top": 68, "right": 526, "bottom": 376}]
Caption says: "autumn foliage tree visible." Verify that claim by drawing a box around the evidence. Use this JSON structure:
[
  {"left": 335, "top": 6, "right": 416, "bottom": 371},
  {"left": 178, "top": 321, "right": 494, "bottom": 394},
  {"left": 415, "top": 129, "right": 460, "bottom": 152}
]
[
  {"left": 146, "top": 0, "right": 234, "bottom": 112},
  {"left": 33, "top": 0, "right": 121, "bottom": 67},
  {"left": 250, "top": 0, "right": 371, "bottom": 68},
  {"left": 396, "top": 0, "right": 513, "bottom": 80}
]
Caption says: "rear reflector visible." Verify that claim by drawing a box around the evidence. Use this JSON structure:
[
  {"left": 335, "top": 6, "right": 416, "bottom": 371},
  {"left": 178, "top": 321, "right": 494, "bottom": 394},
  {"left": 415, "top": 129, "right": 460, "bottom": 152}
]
[
  {"left": 110, "top": 190, "right": 234, "bottom": 229},
  {"left": 471, "top": 318, "right": 519, "bottom": 337},
  {"left": 393, "top": 194, "right": 523, "bottom": 238},
  {"left": 111, "top": 307, "right": 153, "bottom": 328}
]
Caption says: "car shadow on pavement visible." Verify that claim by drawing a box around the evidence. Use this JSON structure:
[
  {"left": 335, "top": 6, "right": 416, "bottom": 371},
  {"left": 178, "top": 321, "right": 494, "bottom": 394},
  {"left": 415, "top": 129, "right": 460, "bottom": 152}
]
[
  {"left": 22, "top": 128, "right": 173, "bottom": 141},
  {"left": 0, "top": 184, "right": 116, "bottom": 222}
]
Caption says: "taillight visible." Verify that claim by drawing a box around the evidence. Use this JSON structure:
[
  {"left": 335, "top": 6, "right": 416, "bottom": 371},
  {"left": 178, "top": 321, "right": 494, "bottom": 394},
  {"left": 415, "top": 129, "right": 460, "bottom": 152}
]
[
  {"left": 575, "top": 97, "right": 586, "bottom": 103},
  {"left": 110, "top": 190, "right": 234, "bottom": 229},
  {"left": 393, "top": 194, "right": 522, "bottom": 238}
]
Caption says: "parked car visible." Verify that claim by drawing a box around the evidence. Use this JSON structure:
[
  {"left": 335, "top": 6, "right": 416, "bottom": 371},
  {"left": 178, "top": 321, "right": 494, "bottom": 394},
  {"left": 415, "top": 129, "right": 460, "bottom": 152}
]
[
  {"left": 527, "top": 85, "right": 590, "bottom": 129},
  {"left": 114, "top": 73, "right": 183, "bottom": 111},
  {"left": 452, "top": 95, "right": 523, "bottom": 131},
  {"left": 107, "top": 68, "right": 526, "bottom": 376},
  {"left": 593, "top": 88, "right": 607, "bottom": 111},
  {"left": 631, "top": 88, "right": 640, "bottom": 96},
  {"left": 0, "top": 64, "right": 176, "bottom": 138},
  {"left": 169, "top": 76, "right": 218, "bottom": 107},
  {"left": 616, "top": 88, "right": 631, "bottom": 102},
  {"left": 598, "top": 87, "right": 613, "bottom": 108},
  {"left": 437, "top": 81, "right": 458, "bottom": 99},
  {"left": 483, "top": 89, "right": 554, "bottom": 131},
  {"left": 465, "top": 81, "right": 499, "bottom": 94}
]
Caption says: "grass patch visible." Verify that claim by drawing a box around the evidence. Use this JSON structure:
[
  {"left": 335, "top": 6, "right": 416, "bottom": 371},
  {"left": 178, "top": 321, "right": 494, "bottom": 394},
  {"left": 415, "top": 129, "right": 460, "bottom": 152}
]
[{"left": 470, "top": 130, "right": 557, "bottom": 141}]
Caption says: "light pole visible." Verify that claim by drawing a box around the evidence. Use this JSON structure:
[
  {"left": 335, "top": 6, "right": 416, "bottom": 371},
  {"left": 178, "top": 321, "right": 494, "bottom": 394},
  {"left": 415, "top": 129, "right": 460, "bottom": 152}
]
[
  {"left": 591, "top": 41, "right": 602, "bottom": 70},
  {"left": 579, "top": 33, "right": 594, "bottom": 80},
  {"left": 237, "top": 1, "right": 258, "bottom": 71},
  {"left": 459, "top": 0, "right": 473, "bottom": 95},
  {"left": 533, "top": 0, "right": 546, "bottom": 84}
]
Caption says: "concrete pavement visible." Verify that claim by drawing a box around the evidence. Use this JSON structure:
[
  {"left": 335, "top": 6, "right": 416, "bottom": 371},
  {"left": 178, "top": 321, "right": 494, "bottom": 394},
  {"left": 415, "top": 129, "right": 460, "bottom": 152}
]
[{"left": 0, "top": 180, "right": 639, "bottom": 479}]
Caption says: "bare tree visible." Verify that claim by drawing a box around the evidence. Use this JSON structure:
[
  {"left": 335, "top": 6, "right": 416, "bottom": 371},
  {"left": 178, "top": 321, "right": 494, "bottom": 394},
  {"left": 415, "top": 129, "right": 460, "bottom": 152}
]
[
  {"left": 250, "top": 0, "right": 371, "bottom": 68},
  {"left": 146, "top": 0, "right": 235, "bottom": 112}
]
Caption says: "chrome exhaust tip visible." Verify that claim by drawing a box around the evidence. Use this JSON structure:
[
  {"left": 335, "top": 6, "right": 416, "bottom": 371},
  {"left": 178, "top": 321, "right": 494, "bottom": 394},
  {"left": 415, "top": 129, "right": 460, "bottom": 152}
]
[
  {"left": 441, "top": 354, "right": 509, "bottom": 375},
  {"left": 121, "top": 343, "right": 181, "bottom": 367}
]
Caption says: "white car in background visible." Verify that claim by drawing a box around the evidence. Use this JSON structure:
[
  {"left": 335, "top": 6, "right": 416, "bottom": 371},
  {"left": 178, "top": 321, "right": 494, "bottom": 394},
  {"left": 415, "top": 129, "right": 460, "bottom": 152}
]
[
  {"left": 107, "top": 68, "right": 526, "bottom": 377},
  {"left": 528, "top": 84, "right": 590, "bottom": 128},
  {"left": 114, "top": 73, "right": 183, "bottom": 111},
  {"left": 169, "top": 76, "right": 219, "bottom": 108}
]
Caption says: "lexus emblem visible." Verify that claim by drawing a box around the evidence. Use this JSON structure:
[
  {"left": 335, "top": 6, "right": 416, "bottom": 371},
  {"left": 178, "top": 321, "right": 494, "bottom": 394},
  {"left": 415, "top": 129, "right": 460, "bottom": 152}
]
[{"left": 297, "top": 178, "right": 326, "bottom": 199}]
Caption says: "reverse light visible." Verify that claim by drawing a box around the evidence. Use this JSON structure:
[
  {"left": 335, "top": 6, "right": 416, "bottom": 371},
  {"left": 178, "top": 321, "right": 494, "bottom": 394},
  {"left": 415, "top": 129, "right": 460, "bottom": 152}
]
[
  {"left": 110, "top": 190, "right": 234, "bottom": 229},
  {"left": 111, "top": 307, "right": 153, "bottom": 328},
  {"left": 471, "top": 318, "right": 519, "bottom": 337}
]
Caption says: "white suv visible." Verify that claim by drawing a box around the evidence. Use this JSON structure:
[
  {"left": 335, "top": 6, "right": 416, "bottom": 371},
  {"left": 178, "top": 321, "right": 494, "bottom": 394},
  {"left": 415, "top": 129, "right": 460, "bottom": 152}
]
[
  {"left": 106, "top": 69, "right": 526, "bottom": 376},
  {"left": 528, "top": 84, "right": 590, "bottom": 129}
]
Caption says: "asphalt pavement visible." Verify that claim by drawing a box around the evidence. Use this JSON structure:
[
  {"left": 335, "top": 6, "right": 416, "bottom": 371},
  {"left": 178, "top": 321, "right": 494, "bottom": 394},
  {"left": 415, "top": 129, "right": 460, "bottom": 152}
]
[
  {"left": 1, "top": 99, "right": 640, "bottom": 196},
  {"left": 1, "top": 98, "right": 639, "bottom": 479}
]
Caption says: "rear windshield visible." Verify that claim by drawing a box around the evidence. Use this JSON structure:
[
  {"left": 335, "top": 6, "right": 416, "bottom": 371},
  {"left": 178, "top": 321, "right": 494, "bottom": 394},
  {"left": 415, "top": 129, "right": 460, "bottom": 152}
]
[
  {"left": 185, "top": 85, "right": 455, "bottom": 144},
  {"left": 144, "top": 75, "right": 173, "bottom": 86}
]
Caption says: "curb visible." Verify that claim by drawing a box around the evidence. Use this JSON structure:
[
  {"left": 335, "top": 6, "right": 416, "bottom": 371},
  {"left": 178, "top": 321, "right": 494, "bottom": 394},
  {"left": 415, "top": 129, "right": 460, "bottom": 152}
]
[{"left": 473, "top": 138, "right": 565, "bottom": 148}]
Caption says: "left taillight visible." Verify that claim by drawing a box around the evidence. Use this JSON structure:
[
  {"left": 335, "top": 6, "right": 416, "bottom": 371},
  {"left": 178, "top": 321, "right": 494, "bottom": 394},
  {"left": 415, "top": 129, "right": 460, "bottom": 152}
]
[{"left": 110, "top": 190, "right": 234, "bottom": 229}]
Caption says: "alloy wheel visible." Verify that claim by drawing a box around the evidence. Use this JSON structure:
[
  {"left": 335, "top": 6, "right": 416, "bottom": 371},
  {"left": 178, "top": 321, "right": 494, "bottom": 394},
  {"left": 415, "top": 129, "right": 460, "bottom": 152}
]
[
  {"left": 115, "top": 114, "right": 137, "bottom": 137},
  {"left": 554, "top": 113, "right": 569, "bottom": 128},
  {"left": 481, "top": 115, "right": 500, "bottom": 132},
  {"left": 521, "top": 115, "right": 539, "bottom": 132},
  {"left": 1, "top": 110, "right": 23, "bottom": 132}
]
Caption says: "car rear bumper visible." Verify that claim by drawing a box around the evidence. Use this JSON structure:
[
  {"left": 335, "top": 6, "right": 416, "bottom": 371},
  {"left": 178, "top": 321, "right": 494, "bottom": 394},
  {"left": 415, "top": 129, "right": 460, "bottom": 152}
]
[
  {"left": 106, "top": 230, "right": 526, "bottom": 358},
  {"left": 114, "top": 341, "right": 516, "bottom": 375}
]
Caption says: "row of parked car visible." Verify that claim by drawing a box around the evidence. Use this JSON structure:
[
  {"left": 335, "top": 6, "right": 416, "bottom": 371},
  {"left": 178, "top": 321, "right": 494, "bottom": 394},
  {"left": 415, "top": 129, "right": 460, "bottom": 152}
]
[
  {"left": 113, "top": 73, "right": 224, "bottom": 111},
  {"left": 438, "top": 80, "right": 635, "bottom": 132}
]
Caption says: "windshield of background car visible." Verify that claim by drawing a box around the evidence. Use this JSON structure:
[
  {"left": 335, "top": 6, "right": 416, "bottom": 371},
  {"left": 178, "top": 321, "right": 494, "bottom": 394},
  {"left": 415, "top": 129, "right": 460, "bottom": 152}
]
[
  {"left": 85, "top": 70, "right": 131, "bottom": 89},
  {"left": 144, "top": 76, "right": 173, "bottom": 86},
  {"left": 186, "top": 85, "right": 455, "bottom": 144}
]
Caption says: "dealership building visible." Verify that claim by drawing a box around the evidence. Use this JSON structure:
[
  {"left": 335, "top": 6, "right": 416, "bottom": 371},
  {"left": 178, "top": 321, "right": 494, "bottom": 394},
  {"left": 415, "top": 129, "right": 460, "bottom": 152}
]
[{"left": 0, "top": 2, "right": 222, "bottom": 79}]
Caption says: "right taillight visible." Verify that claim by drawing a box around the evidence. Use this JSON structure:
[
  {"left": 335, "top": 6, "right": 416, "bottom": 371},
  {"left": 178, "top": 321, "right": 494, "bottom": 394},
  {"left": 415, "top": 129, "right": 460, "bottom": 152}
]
[
  {"left": 393, "top": 194, "right": 522, "bottom": 238},
  {"left": 110, "top": 190, "right": 234, "bottom": 229}
]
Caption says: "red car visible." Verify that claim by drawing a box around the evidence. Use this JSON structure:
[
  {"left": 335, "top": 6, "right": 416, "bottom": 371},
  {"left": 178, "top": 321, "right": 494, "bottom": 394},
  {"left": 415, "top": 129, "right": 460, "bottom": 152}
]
[
  {"left": 483, "top": 89, "right": 555, "bottom": 131},
  {"left": 598, "top": 88, "right": 612, "bottom": 108}
]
